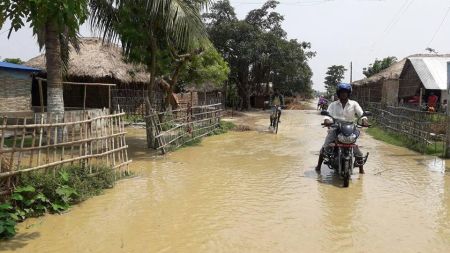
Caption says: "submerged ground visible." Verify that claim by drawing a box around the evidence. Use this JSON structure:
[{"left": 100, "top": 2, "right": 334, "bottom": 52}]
[{"left": 1, "top": 109, "right": 450, "bottom": 253}]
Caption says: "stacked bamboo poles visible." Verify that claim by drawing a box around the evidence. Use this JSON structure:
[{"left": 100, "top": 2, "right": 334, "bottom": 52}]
[{"left": 146, "top": 103, "right": 223, "bottom": 154}]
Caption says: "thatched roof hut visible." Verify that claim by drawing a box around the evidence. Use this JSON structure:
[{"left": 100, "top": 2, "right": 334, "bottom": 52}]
[
  {"left": 25, "top": 37, "right": 150, "bottom": 85},
  {"left": 24, "top": 38, "right": 157, "bottom": 113},
  {"left": 353, "top": 54, "right": 449, "bottom": 87},
  {"left": 352, "top": 54, "right": 450, "bottom": 106},
  {"left": 352, "top": 58, "right": 407, "bottom": 105}
]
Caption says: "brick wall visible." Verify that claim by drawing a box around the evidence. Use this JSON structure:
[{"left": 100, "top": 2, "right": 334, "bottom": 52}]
[{"left": 0, "top": 69, "right": 32, "bottom": 112}]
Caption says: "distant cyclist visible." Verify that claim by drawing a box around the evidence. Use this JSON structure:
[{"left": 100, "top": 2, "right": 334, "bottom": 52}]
[{"left": 269, "top": 89, "right": 284, "bottom": 128}]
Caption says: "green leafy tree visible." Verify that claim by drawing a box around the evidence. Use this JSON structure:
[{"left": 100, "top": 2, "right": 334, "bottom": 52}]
[
  {"left": 179, "top": 46, "right": 230, "bottom": 90},
  {"left": 1, "top": 0, "right": 89, "bottom": 120},
  {"left": 363, "top": 56, "right": 397, "bottom": 78},
  {"left": 2, "top": 58, "right": 24, "bottom": 64},
  {"left": 204, "top": 0, "right": 315, "bottom": 109},
  {"left": 324, "top": 65, "right": 347, "bottom": 97}
]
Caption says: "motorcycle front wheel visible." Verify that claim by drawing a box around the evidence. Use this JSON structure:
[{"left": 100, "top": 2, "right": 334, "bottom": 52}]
[{"left": 342, "top": 159, "right": 351, "bottom": 188}]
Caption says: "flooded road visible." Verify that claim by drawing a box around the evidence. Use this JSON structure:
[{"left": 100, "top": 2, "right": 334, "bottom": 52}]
[{"left": 2, "top": 110, "right": 450, "bottom": 253}]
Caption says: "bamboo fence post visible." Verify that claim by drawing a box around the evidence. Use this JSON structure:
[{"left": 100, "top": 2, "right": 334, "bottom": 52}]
[
  {"left": 37, "top": 116, "right": 44, "bottom": 167},
  {"left": 121, "top": 110, "right": 130, "bottom": 173},
  {"left": 116, "top": 114, "right": 124, "bottom": 172},
  {"left": 110, "top": 116, "right": 116, "bottom": 167},
  {"left": 84, "top": 112, "right": 89, "bottom": 169},
  {"left": 9, "top": 118, "right": 19, "bottom": 171},
  {"left": 61, "top": 124, "right": 66, "bottom": 162},
  {"left": 29, "top": 121, "right": 37, "bottom": 168},
  {"left": 70, "top": 117, "right": 76, "bottom": 164},
  {"left": 16, "top": 118, "right": 27, "bottom": 170},
  {"left": 0, "top": 117, "right": 7, "bottom": 171},
  {"left": 53, "top": 115, "right": 58, "bottom": 164},
  {"left": 46, "top": 114, "right": 52, "bottom": 166},
  {"left": 104, "top": 116, "right": 109, "bottom": 166},
  {"left": 86, "top": 112, "right": 92, "bottom": 173},
  {"left": 79, "top": 115, "right": 83, "bottom": 166},
  {"left": 94, "top": 116, "right": 100, "bottom": 166},
  {"left": 8, "top": 118, "right": 19, "bottom": 187}
]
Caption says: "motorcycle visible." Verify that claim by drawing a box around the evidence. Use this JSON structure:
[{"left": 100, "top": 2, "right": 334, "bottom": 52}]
[
  {"left": 319, "top": 101, "right": 328, "bottom": 111},
  {"left": 320, "top": 110, "right": 371, "bottom": 187}
]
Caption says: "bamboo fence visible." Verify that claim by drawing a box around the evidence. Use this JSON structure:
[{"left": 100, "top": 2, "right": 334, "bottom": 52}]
[
  {"left": 367, "top": 102, "right": 447, "bottom": 154},
  {"left": 0, "top": 109, "right": 131, "bottom": 195},
  {"left": 145, "top": 103, "right": 223, "bottom": 154}
]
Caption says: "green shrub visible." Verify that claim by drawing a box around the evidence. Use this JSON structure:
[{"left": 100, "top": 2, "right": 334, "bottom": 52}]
[
  {"left": 0, "top": 203, "right": 17, "bottom": 238},
  {"left": 124, "top": 115, "right": 144, "bottom": 123},
  {"left": 212, "top": 120, "right": 236, "bottom": 135},
  {"left": 0, "top": 164, "right": 116, "bottom": 240}
]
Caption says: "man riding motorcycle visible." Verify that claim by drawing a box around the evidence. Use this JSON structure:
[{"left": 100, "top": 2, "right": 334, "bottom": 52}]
[
  {"left": 315, "top": 83, "right": 369, "bottom": 174},
  {"left": 317, "top": 95, "right": 328, "bottom": 110},
  {"left": 269, "top": 89, "right": 284, "bottom": 128}
]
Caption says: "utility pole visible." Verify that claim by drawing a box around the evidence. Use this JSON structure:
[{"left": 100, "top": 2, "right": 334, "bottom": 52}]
[
  {"left": 446, "top": 62, "right": 450, "bottom": 157},
  {"left": 350, "top": 61, "right": 353, "bottom": 83}
]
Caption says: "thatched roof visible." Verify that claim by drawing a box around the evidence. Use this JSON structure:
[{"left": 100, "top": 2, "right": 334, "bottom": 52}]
[
  {"left": 353, "top": 54, "right": 450, "bottom": 86},
  {"left": 353, "top": 58, "right": 407, "bottom": 86},
  {"left": 25, "top": 37, "right": 150, "bottom": 84}
]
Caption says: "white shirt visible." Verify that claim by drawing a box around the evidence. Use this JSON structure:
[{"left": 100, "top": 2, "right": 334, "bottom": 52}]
[{"left": 325, "top": 99, "right": 366, "bottom": 122}]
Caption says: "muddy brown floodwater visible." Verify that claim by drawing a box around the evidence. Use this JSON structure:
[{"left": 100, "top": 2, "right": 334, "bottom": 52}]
[{"left": 1, "top": 110, "right": 450, "bottom": 253}]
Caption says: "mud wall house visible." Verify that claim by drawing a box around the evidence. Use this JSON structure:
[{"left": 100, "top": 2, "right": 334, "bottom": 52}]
[
  {"left": 352, "top": 58, "right": 406, "bottom": 106},
  {"left": 25, "top": 37, "right": 159, "bottom": 115},
  {"left": 0, "top": 62, "right": 39, "bottom": 117},
  {"left": 398, "top": 55, "right": 450, "bottom": 106}
]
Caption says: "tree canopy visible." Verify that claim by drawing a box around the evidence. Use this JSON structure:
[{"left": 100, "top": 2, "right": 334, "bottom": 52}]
[
  {"left": 178, "top": 46, "right": 230, "bottom": 90},
  {"left": 204, "top": 0, "right": 315, "bottom": 109},
  {"left": 2, "top": 58, "right": 24, "bottom": 64},
  {"left": 324, "top": 65, "right": 347, "bottom": 97},
  {"left": 363, "top": 56, "right": 397, "bottom": 78}
]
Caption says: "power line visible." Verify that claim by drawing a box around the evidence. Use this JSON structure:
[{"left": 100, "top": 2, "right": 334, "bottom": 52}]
[
  {"left": 427, "top": 6, "right": 450, "bottom": 47},
  {"left": 369, "top": 0, "right": 414, "bottom": 53}
]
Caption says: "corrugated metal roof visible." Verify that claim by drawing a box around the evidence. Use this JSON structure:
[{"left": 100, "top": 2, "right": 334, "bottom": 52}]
[
  {"left": 409, "top": 56, "right": 450, "bottom": 90},
  {"left": 0, "top": 61, "right": 39, "bottom": 72}
]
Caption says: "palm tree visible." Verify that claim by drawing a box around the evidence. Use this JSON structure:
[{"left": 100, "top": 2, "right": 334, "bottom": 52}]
[
  {"left": 90, "top": 0, "right": 210, "bottom": 113},
  {"left": 2, "top": 1, "right": 89, "bottom": 121}
]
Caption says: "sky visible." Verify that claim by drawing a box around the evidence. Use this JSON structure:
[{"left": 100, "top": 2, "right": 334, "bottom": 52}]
[{"left": 1, "top": 0, "right": 450, "bottom": 91}]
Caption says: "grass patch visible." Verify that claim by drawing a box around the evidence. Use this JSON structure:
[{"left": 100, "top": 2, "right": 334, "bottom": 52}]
[
  {"left": 212, "top": 120, "right": 236, "bottom": 135},
  {"left": 181, "top": 138, "right": 202, "bottom": 148},
  {"left": 3, "top": 137, "right": 34, "bottom": 148},
  {"left": 176, "top": 121, "right": 236, "bottom": 150},
  {"left": 123, "top": 115, "right": 144, "bottom": 124},
  {"left": 366, "top": 126, "right": 444, "bottom": 156}
]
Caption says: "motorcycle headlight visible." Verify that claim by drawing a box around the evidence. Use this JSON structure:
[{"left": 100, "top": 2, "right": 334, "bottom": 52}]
[{"left": 337, "top": 133, "right": 357, "bottom": 144}]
